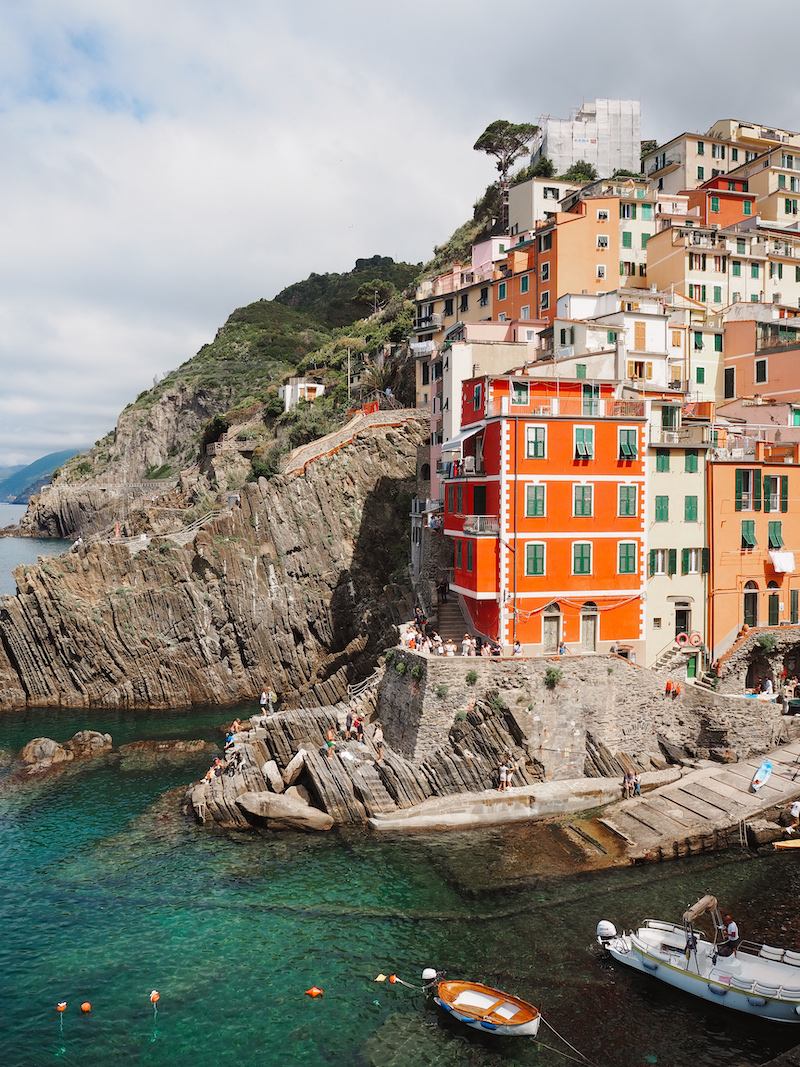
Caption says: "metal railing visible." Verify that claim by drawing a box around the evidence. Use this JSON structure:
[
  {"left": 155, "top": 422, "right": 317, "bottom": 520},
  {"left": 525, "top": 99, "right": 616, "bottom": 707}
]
[
  {"left": 462, "top": 515, "right": 500, "bottom": 536},
  {"left": 488, "top": 397, "right": 646, "bottom": 419}
]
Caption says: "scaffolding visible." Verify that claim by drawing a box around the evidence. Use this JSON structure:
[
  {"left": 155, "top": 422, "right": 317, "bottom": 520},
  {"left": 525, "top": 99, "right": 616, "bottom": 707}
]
[{"left": 531, "top": 98, "right": 642, "bottom": 179}]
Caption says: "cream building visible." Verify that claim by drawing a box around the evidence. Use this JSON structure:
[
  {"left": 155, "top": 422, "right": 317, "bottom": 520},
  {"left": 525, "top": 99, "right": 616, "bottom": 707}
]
[
  {"left": 507, "top": 177, "right": 585, "bottom": 235},
  {"left": 644, "top": 133, "right": 755, "bottom": 196},
  {"left": 644, "top": 397, "right": 710, "bottom": 673}
]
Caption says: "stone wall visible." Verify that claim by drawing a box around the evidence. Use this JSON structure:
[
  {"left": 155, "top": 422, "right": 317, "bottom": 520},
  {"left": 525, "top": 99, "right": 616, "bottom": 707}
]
[
  {"left": 378, "top": 650, "right": 788, "bottom": 777},
  {"left": 715, "top": 625, "right": 800, "bottom": 694}
]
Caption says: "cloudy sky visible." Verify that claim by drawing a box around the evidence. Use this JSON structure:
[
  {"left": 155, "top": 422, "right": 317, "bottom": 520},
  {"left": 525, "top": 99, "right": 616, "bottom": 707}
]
[{"left": 1, "top": 0, "right": 798, "bottom": 467}]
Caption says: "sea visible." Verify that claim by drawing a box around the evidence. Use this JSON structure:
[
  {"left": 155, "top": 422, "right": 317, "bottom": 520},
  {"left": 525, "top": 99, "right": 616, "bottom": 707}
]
[{"left": 0, "top": 522, "right": 799, "bottom": 1066}]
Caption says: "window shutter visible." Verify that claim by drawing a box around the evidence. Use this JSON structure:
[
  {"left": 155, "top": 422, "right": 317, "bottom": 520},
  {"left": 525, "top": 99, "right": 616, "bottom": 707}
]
[
  {"left": 702, "top": 547, "right": 710, "bottom": 574},
  {"left": 627, "top": 360, "right": 635, "bottom": 377},
  {"left": 668, "top": 548, "right": 677, "bottom": 576},
  {"left": 649, "top": 550, "right": 656, "bottom": 577},
  {"left": 764, "top": 475, "right": 772, "bottom": 513},
  {"left": 735, "top": 468, "right": 743, "bottom": 511},
  {"left": 646, "top": 362, "right": 653, "bottom": 380},
  {"left": 782, "top": 475, "right": 789, "bottom": 513},
  {"left": 681, "top": 549, "right": 690, "bottom": 575},
  {"left": 753, "top": 469, "right": 762, "bottom": 511}
]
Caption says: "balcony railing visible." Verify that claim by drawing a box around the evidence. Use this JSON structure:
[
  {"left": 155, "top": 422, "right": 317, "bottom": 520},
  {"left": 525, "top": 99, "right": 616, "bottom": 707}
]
[
  {"left": 488, "top": 397, "right": 646, "bottom": 419},
  {"left": 649, "top": 424, "right": 712, "bottom": 446},
  {"left": 437, "top": 458, "right": 485, "bottom": 478},
  {"left": 462, "top": 515, "right": 500, "bottom": 536},
  {"left": 413, "top": 313, "right": 443, "bottom": 332}
]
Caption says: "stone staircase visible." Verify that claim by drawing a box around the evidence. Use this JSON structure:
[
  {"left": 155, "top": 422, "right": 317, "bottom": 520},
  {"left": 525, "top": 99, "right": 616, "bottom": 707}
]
[{"left": 436, "top": 596, "right": 469, "bottom": 642}]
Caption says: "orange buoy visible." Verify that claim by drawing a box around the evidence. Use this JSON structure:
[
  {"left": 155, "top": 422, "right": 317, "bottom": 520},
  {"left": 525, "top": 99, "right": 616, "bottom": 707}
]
[
  {"left": 150, "top": 990, "right": 160, "bottom": 1003},
  {"left": 388, "top": 974, "right": 398, "bottom": 984},
  {"left": 81, "top": 1002, "right": 92, "bottom": 1013},
  {"left": 57, "top": 1002, "right": 67, "bottom": 1012},
  {"left": 305, "top": 987, "right": 323, "bottom": 997}
]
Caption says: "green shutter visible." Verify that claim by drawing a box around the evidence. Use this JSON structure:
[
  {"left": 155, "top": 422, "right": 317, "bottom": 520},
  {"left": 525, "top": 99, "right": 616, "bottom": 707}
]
[
  {"left": 782, "top": 475, "right": 789, "bottom": 512},
  {"left": 622, "top": 231, "right": 632, "bottom": 248},
  {"left": 792, "top": 588, "right": 799, "bottom": 625},
  {"left": 649, "top": 550, "right": 656, "bottom": 577},
  {"left": 735, "top": 468, "right": 743, "bottom": 511},
  {"left": 764, "top": 475, "right": 772, "bottom": 513},
  {"left": 685, "top": 496, "right": 698, "bottom": 522},
  {"left": 702, "top": 547, "right": 710, "bottom": 574},
  {"left": 668, "top": 548, "right": 677, "bottom": 576},
  {"left": 753, "top": 469, "right": 761, "bottom": 511},
  {"left": 681, "top": 548, "right": 690, "bottom": 575}
]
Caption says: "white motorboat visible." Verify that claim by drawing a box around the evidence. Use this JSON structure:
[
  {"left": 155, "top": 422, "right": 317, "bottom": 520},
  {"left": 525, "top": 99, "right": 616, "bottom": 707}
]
[{"left": 597, "top": 894, "right": 800, "bottom": 1023}]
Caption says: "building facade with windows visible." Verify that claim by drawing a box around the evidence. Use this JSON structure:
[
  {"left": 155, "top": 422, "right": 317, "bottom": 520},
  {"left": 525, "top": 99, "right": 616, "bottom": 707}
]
[
  {"left": 707, "top": 439, "right": 800, "bottom": 659},
  {"left": 507, "top": 176, "right": 586, "bottom": 235},
  {"left": 685, "top": 174, "right": 755, "bottom": 228},
  {"left": 442, "top": 373, "right": 646, "bottom": 656},
  {"left": 645, "top": 400, "right": 711, "bottom": 671},
  {"left": 720, "top": 317, "right": 800, "bottom": 404},
  {"left": 643, "top": 132, "right": 752, "bottom": 196}
]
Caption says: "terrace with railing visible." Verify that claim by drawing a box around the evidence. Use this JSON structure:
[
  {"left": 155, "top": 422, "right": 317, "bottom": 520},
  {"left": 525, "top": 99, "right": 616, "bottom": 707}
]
[{"left": 486, "top": 396, "right": 646, "bottom": 419}]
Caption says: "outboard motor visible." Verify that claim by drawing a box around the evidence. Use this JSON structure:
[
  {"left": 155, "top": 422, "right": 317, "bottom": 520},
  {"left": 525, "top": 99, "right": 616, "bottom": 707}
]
[
  {"left": 596, "top": 920, "right": 618, "bottom": 946},
  {"left": 421, "top": 967, "right": 444, "bottom": 990}
]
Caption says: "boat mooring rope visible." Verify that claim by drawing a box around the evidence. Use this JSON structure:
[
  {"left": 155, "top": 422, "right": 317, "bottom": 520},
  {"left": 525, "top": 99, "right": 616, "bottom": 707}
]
[{"left": 541, "top": 1017, "right": 604, "bottom": 1067}]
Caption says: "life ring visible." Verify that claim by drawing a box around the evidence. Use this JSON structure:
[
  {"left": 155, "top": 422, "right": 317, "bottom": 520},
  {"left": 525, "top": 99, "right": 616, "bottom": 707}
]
[
  {"left": 676, "top": 632, "right": 690, "bottom": 647},
  {"left": 689, "top": 632, "right": 702, "bottom": 646}
]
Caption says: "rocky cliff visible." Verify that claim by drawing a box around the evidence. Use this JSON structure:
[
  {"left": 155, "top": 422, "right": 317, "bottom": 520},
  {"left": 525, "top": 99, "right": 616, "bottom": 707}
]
[{"left": 0, "top": 417, "right": 425, "bottom": 710}]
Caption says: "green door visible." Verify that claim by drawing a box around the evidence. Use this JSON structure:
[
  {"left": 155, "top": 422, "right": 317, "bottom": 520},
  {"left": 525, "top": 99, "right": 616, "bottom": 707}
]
[
  {"left": 769, "top": 593, "right": 780, "bottom": 626},
  {"left": 687, "top": 655, "right": 697, "bottom": 679}
]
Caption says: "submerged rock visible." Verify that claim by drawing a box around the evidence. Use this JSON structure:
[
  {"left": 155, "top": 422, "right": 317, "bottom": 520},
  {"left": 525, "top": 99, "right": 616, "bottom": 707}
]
[{"left": 19, "top": 730, "right": 112, "bottom": 773}]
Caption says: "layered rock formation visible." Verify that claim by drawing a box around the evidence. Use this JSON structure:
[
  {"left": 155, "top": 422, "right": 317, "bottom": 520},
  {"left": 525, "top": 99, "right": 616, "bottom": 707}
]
[{"left": 0, "top": 418, "right": 425, "bottom": 709}]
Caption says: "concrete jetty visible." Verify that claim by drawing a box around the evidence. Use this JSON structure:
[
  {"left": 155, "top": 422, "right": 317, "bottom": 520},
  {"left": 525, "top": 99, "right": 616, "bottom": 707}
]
[{"left": 567, "top": 736, "right": 800, "bottom": 865}]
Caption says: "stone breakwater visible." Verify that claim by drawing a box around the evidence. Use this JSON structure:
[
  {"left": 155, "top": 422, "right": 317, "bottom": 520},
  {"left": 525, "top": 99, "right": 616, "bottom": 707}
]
[
  {"left": 0, "top": 419, "right": 425, "bottom": 709},
  {"left": 185, "top": 652, "right": 790, "bottom": 835}
]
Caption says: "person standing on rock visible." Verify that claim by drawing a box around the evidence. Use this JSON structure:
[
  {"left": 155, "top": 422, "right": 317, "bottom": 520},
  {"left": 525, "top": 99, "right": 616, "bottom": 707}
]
[
  {"left": 374, "top": 724, "right": 384, "bottom": 761},
  {"left": 260, "top": 690, "right": 268, "bottom": 716},
  {"left": 355, "top": 717, "right": 365, "bottom": 745},
  {"left": 345, "top": 709, "right": 353, "bottom": 741},
  {"left": 325, "top": 728, "right": 336, "bottom": 758}
]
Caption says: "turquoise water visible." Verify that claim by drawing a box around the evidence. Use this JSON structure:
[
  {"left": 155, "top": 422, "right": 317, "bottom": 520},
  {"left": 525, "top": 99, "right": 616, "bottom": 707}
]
[
  {"left": 1, "top": 703, "right": 800, "bottom": 1067},
  {"left": 0, "top": 534, "right": 799, "bottom": 1064}
]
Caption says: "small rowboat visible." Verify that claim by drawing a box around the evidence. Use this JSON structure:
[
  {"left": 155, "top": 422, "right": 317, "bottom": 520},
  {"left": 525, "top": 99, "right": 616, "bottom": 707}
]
[
  {"left": 775, "top": 838, "right": 800, "bottom": 850},
  {"left": 752, "top": 759, "right": 772, "bottom": 792},
  {"left": 433, "top": 979, "right": 540, "bottom": 1037}
]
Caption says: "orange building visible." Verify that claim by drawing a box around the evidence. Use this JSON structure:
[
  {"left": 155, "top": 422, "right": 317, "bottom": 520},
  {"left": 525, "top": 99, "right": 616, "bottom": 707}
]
[
  {"left": 494, "top": 197, "right": 621, "bottom": 326},
  {"left": 707, "top": 438, "right": 800, "bottom": 659},
  {"left": 721, "top": 317, "right": 800, "bottom": 404},
  {"left": 685, "top": 175, "right": 755, "bottom": 227},
  {"left": 443, "top": 372, "right": 646, "bottom": 654}
]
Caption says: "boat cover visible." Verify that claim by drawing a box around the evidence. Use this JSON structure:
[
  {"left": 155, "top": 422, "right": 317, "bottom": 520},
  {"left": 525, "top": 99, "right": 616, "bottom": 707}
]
[{"left": 683, "top": 895, "right": 718, "bottom": 924}]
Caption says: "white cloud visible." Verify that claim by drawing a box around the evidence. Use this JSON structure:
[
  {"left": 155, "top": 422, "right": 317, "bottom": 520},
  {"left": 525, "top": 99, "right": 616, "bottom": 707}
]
[{"left": 0, "top": 0, "right": 797, "bottom": 464}]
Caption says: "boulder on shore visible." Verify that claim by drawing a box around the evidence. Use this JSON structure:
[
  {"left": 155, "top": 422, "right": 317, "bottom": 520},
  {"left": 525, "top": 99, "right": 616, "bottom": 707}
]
[{"left": 236, "top": 790, "right": 334, "bottom": 832}]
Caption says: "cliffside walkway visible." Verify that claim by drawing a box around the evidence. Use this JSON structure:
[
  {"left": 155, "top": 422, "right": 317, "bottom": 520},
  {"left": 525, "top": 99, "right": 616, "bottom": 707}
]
[
  {"left": 571, "top": 734, "right": 800, "bottom": 863},
  {"left": 281, "top": 407, "right": 426, "bottom": 476}
]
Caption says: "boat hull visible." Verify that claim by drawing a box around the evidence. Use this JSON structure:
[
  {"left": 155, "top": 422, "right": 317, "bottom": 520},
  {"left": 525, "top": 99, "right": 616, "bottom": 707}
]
[
  {"left": 606, "top": 935, "right": 800, "bottom": 1024},
  {"left": 434, "top": 980, "right": 540, "bottom": 1037}
]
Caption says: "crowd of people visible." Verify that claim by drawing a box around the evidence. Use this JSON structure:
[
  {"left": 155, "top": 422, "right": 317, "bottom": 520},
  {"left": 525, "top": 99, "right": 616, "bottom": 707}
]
[{"left": 401, "top": 612, "right": 505, "bottom": 657}]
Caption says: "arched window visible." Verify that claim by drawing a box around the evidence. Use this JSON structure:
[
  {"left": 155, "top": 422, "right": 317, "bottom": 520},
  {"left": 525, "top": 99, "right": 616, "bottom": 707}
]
[{"left": 421, "top": 463, "right": 431, "bottom": 481}]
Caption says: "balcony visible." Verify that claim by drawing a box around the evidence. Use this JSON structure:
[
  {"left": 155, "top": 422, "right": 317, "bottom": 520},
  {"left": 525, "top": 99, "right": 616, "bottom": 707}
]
[
  {"left": 488, "top": 397, "right": 646, "bottom": 419},
  {"left": 437, "top": 458, "right": 485, "bottom": 478},
  {"left": 649, "top": 424, "right": 712, "bottom": 446},
  {"left": 413, "top": 313, "right": 443, "bottom": 333},
  {"left": 462, "top": 515, "right": 500, "bottom": 536}
]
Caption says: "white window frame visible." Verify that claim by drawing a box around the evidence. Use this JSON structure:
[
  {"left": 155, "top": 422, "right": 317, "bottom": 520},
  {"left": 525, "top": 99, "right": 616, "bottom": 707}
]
[
  {"left": 525, "top": 483, "right": 546, "bottom": 518},
  {"left": 524, "top": 541, "right": 546, "bottom": 576},
  {"left": 618, "top": 483, "right": 638, "bottom": 517},
  {"left": 540, "top": 262, "right": 549, "bottom": 282},
  {"left": 526, "top": 424, "right": 547, "bottom": 459},
  {"left": 540, "top": 290, "right": 550, "bottom": 311},
  {"left": 597, "top": 209, "right": 610, "bottom": 222},
  {"left": 520, "top": 305, "right": 530, "bottom": 319},
  {"left": 574, "top": 425, "right": 594, "bottom": 459},
  {"left": 510, "top": 380, "right": 529, "bottom": 406},
  {"left": 618, "top": 427, "right": 638, "bottom": 459},
  {"left": 685, "top": 548, "right": 701, "bottom": 574},
  {"left": 596, "top": 264, "right": 607, "bottom": 280},
  {"left": 572, "top": 541, "right": 593, "bottom": 575},
  {"left": 652, "top": 548, "right": 667, "bottom": 575},
  {"left": 618, "top": 540, "right": 638, "bottom": 574},
  {"left": 572, "top": 482, "right": 594, "bottom": 517},
  {"left": 596, "top": 234, "right": 609, "bottom": 249}
]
